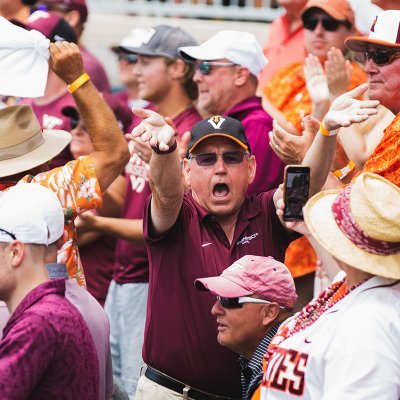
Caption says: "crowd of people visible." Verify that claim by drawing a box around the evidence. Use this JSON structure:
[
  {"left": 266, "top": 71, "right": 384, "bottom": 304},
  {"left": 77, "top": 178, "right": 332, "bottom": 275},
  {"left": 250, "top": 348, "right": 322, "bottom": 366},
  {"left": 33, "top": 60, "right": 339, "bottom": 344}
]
[{"left": 0, "top": 0, "right": 399, "bottom": 399}]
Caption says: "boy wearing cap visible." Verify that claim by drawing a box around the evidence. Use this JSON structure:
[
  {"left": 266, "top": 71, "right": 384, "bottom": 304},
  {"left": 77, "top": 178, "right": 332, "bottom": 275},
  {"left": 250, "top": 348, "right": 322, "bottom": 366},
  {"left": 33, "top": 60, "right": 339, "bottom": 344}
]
[
  {"left": 128, "top": 91, "right": 378, "bottom": 399},
  {"left": 179, "top": 30, "right": 284, "bottom": 196},
  {"left": 39, "top": 0, "right": 111, "bottom": 93},
  {"left": 121, "top": 25, "right": 201, "bottom": 137},
  {"left": 195, "top": 255, "right": 296, "bottom": 400},
  {"left": 0, "top": 184, "right": 99, "bottom": 399}
]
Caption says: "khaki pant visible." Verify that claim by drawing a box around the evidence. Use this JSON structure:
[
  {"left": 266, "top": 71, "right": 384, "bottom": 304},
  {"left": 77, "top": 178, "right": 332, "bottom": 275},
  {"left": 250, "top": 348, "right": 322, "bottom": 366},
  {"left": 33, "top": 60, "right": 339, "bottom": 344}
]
[{"left": 134, "top": 375, "right": 196, "bottom": 400}]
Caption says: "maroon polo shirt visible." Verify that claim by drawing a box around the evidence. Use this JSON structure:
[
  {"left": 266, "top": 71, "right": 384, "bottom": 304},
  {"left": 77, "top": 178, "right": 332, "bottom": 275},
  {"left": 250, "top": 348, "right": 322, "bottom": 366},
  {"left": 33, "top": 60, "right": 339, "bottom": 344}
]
[
  {"left": 174, "top": 105, "right": 202, "bottom": 136},
  {"left": 81, "top": 46, "right": 111, "bottom": 93},
  {"left": 143, "top": 190, "right": 296, "bottom": 397},
  {"left": 224, "top": 96, "right": 285, "bottom": 195},
  {"left": 0, "top": 279, "right": 99, "bottom": 399},
  {"left": 19, "top": 92, "right": 75, "bottom": 168}
]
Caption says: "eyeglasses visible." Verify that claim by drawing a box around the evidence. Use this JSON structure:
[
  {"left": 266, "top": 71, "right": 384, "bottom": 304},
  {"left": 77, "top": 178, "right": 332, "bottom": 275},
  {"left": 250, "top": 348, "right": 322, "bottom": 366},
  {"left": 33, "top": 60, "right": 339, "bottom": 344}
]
[
  {"left": 216, "top": 296, "right": 275, "bottom": 309},
  {"left": 365, "top": 49, "right": 400, "bottom": 66},
  {"left": 188, "top": 150, "right": 247, "bottom": 167},
  {"left": 0, "top": 228, "right": 17, "bottom": 241},
  {"left": 117, "top": 53, "right": 138, "bottom": 64},
  {"left": 70, "top": 118, "right": 87, "bottom": 131},
  {"left": 303, "top": 16, "right": 351, "bottom": 32},
  {"left": 195, "top": 61, "right": 238, "bottom": 75}
]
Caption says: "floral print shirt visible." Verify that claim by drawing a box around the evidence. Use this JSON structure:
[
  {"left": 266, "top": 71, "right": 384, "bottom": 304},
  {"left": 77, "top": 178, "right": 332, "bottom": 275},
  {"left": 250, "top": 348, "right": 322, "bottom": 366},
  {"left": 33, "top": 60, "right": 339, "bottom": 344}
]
[{"left": 20, "top": 156, "right": 102, "bottom": 286}]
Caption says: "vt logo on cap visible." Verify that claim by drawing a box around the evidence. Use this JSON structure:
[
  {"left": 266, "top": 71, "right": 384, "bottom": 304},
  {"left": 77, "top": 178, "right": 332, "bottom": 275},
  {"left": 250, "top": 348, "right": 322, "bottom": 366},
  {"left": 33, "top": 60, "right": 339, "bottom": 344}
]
[
  {"left": 208, "top": 116, "right": 225, "bottom": 129},
  {"left": 371, "top": 16, "right": 377, "bottom": 33}
]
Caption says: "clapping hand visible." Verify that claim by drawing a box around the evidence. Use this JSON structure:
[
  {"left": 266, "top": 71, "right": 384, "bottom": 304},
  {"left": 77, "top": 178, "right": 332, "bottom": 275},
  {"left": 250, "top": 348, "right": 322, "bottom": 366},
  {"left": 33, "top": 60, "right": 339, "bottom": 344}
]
[
  {"left": 304, "top": 54, "right": 330, "bottom": 105},
  {"left": 322, "top": 83, "right": 380, "bottom": 131},
  {"left": 325, "top": 48, "right": 353, "bottom": 99},
  {"left": 127, "top": 108, "right": 176, "bottom": 151}
]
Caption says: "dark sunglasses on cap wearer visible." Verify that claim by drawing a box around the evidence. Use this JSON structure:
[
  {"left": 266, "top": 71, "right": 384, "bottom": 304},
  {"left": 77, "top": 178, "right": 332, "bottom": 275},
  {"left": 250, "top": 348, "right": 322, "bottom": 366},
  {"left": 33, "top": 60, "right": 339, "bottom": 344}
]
[
  {"left": 70, "top": 118, "right": 87, "bottom": 131},
  {"left": 365, "top": 49, "right": 400, "bottom": 67},
  {"left": 117, "top": 53, "right": 138, "bottom": 64},
  {"left": 302, "top": 15, "right": 352, "bottom": 32},
  {"left": 216, "top": 295, "right": 286, "bottom": 309},
  {"left": 188, "top": 150, "right": 248, "bottom": 167},
  {"left": 195, "top": 61, "right": 238, "bottom": 75},
  {"left": 0, "top": 228, "right": 17, "bottom": 241}
]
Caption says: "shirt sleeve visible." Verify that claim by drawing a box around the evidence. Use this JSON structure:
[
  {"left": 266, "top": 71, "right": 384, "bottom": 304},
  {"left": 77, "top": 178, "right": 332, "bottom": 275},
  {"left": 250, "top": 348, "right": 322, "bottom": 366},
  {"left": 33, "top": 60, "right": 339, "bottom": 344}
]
[
  {"left": 32, "top": 155, "right": 103, "bottom": 222},
  {"left": 0, "top": 315, "right": 58, "bottom": 398},
  {"left": 321, "top": 312, "right": 400, "bottom": 400}
]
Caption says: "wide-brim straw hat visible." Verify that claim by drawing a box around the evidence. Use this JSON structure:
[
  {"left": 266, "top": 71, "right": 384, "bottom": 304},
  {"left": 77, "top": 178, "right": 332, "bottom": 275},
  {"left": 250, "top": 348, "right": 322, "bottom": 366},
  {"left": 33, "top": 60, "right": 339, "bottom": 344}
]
[
  {"left": 0, "top": 105, "right": 71, "bottom": 178},
  {"left": 304, "top": 172, "right": 400, "bottom": 279}
]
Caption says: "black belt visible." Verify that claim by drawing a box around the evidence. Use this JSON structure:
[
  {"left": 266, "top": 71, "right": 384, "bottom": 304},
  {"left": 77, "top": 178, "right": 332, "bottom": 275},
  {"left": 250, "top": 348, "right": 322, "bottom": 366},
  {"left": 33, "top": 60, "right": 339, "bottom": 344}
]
[{"left": 144, "top": 366, "right": 238, "bottom": 400}]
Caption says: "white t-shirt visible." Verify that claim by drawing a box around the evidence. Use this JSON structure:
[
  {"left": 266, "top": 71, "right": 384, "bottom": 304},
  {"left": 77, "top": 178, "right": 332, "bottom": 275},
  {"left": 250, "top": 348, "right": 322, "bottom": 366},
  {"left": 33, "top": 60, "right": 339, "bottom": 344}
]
[{"left": 260, "top": 276, "right": 400, "bottom": 400}]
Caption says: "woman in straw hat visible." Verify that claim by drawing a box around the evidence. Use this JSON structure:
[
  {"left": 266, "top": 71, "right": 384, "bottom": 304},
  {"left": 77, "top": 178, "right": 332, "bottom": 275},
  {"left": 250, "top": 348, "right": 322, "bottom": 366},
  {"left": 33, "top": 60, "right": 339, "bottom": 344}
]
[{"left": 256, "top": 172, "right": 400, "bottom": 399}]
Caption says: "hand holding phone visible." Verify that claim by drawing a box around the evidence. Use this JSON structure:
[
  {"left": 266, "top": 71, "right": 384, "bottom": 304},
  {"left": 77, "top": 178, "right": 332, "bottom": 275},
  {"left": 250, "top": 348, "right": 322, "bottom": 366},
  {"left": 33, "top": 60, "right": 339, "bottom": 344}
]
[{"left": 283, "top": 165, "right": 310, "bottom": 221}]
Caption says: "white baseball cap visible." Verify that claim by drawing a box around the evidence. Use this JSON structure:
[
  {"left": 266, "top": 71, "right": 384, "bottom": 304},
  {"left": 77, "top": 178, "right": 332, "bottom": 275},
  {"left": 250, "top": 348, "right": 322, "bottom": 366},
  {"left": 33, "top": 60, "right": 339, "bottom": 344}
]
[
  {"left": 0, "top": 183, "right": 64, "bottom": 245},
  {"left": 178, "top": 30, "right": 267, "bottom": 77},
  {"left": 346, "top": 10, "right": 400, "bottom": 52}
]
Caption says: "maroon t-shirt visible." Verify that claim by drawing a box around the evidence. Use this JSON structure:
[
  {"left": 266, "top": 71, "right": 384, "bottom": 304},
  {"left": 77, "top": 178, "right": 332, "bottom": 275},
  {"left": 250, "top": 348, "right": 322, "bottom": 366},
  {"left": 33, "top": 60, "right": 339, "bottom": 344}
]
[
  {"left": 81, "top": 46, "right": 111, "bottom": 93},
  {"left": 0, "top": 279, "right": 99, "bottom": 399},
  {"left": 143, "top": 190, "right": 296, "bottom": 396},
  {"left": 80, "top": 234, "right": 116, "bottom": 306},
  {"left": 19, "top": 93, "right": 75, "bottom": 168},
  {"left": 173, "top": 105, "right": 202, "bottom": 136}
]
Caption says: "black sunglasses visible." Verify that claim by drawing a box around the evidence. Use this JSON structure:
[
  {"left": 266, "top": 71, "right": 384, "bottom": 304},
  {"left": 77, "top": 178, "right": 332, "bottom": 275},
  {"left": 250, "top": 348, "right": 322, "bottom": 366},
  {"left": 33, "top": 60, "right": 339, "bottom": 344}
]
[
  {"left": 0, "top": 228, "right": 17, "bottom": 241},
  {"left": 195, "top": 61, "right": 238, "bottom": 75},
  {"left": 217, "top": 296, "right": 241, "bottom": 309},
  {"left": 303, "top": 16, "right": 351, "bottom": 32},
  {"left": 117, "top": 53, "right": 138, "bottom": 64},
  {"left": 70, "top": 118, "right": 87, "bottom": 131},
  {"left": 365, "top": 49, "right": 400, "bottom": 66},
  {"left": 188, "top": 150, "right": 247, "bottom": 167}
]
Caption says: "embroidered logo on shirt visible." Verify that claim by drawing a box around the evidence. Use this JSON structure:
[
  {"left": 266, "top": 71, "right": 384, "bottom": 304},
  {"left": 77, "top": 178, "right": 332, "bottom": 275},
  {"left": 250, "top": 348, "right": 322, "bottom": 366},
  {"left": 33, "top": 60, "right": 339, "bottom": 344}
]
[
  {"left": 43, "top": 114, "right": 63, "bottom": 129},
  {"left": 207, "top": 116, "right": 225, "bottom": 129},
  {"left": 202, "top": 243, "right": 212, "bottom": 247},
  {"left": 236, "top": 233, "right": 259, "bottom": 246}
]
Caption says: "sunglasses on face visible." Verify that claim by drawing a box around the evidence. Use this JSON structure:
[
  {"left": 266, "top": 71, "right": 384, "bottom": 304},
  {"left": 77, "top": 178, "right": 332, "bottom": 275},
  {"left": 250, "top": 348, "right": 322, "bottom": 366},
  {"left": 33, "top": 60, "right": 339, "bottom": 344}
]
[
  {"left": 188, "top": 150, "right": 247, "bottom": 167},
  {"left": 365, "top": 49, "right": 400, "bottom": 66},
  {"left": 216, "top": 296, "right": 275, "bottom": 309},
  {"left": 117, "top": 53, "right": 138, "bottom": 64},
  {"left": 0, "top": 228, "right": 17, "bottom": 241},
  {"left": 195, "top": 61, "right": 238, "bottom": 75},
  {"left": 303, "top": 16, "right": 351, "bottom": 32},
  {"left": 70, "top": 118, "right": 87, "bottom": 131}
]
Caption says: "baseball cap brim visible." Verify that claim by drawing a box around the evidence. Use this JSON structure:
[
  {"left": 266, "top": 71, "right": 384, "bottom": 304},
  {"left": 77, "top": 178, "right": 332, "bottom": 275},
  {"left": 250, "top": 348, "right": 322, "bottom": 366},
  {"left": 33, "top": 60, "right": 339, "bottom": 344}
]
[
  {"left": 0, "top": 130, "right": 71, "bottom": 178},
  {"left": 345, "top": 36, "right": 400, "bottom": 52},
  {"left": 189, "top": 133, "right": 249, "bottom": 154},
  {"left": 178, "top": 45, "right": 225, "bottom": 62},
  {"left": 195, "top": 276, "right": 253, "bottom": 297},
  {"left": 121, "top": 44, "right": 175, "bottom": 59}
]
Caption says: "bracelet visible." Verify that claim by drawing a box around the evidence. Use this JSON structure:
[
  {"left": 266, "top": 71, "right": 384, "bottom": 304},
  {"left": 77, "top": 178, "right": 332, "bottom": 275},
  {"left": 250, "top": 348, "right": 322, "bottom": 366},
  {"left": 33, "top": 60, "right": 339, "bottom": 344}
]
[
  {"left": 333, "top": 160, "right": 355, "bottom": 180},
  {"left": 319, "top": 122, "right": 339, "bottom": 137},
  {"left": 67, "top": 73, "right": 90, "bottom": 94},
  {"left": 152, "top": 140, "right": 177, "bottom": 154}
]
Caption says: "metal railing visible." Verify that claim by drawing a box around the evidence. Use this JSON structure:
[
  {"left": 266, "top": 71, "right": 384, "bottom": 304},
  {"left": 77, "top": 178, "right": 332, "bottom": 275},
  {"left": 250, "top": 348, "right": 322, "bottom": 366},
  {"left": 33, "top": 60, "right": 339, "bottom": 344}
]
[{"left": 87, "top": 0, "right": 282, "bottom": 22}]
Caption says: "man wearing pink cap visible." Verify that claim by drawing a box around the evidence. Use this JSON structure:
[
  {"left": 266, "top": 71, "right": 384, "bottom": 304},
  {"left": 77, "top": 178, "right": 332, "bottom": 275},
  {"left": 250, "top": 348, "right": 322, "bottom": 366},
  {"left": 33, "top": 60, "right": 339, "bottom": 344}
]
[{"left": 195, "top": 255, "right": 297, "bottom": 400}]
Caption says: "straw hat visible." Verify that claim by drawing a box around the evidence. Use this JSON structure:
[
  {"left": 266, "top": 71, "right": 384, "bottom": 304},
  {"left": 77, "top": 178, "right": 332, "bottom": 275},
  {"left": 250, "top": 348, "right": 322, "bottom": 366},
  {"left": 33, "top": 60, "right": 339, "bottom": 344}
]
[
  {"left": 304, "top": 172, "right": 400, "bottom": 279},
  {"left": 0, "top": 105, "right": 71, "bottom": 178}
]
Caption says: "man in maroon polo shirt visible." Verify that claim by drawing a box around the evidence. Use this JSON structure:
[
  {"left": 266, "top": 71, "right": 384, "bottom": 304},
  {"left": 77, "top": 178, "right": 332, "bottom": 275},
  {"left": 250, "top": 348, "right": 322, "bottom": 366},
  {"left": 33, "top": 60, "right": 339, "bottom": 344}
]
[
  {"left": 129, "top": 94, "right": 376, "bottom": 398},
  {"left": 0, "top": 183, "right": 99, "bottom": 399}
]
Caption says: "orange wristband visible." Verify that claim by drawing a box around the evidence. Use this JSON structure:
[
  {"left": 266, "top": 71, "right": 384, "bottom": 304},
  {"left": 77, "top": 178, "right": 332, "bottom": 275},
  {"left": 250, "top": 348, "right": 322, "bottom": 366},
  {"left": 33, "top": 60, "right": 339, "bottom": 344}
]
[
  {"left": 320, "top": 122, "right": 338, "bottom": 137},
  {"left": 333, "top": 161, "right": 355, "bottom": 180},
  {"left": 68, "top": 73, "right": 90, "bottom": 94}
]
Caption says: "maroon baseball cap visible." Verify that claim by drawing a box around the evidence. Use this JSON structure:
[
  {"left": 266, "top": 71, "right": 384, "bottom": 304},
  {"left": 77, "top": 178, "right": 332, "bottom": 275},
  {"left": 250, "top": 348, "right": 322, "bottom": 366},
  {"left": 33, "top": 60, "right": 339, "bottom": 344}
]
[
  {"left": 40, "top": 0, "right": 88, "bottom": 23},
  {"left": 195, "top": 255, "right": 297, "bottom": 310},
  {"left": 18, "top": 10, "right": 77, "bottom": 43},
  {"left": 62, "top": 93, "right": 133, "bottom": 132}
]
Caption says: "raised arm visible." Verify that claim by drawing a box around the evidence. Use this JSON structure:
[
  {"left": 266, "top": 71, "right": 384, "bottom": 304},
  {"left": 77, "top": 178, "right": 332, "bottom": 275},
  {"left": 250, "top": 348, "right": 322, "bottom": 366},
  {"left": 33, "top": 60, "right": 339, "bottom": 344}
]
[
  {"left": 127, "top": 108, "right": 184, "bottom": 235},
  {"left": 49, "top": 42, "right": 130, "bottom": 192}
]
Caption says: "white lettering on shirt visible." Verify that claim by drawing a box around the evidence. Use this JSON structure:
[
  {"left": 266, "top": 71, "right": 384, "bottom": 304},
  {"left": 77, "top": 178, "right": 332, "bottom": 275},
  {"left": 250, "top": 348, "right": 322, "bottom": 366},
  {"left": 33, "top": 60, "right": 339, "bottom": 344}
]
[
  {"left": 42, "top": 114, "right": 63, "bottom": 129},
  {"left": 236, "top": 233, "right": 259, "bottom": 246}
]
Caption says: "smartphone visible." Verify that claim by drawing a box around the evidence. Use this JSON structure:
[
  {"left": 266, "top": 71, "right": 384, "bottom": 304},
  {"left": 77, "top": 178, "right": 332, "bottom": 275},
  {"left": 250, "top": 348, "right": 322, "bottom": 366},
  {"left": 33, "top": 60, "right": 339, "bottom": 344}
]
[{"left": 283, "top": 165, "right": 310, "bottom": 221}]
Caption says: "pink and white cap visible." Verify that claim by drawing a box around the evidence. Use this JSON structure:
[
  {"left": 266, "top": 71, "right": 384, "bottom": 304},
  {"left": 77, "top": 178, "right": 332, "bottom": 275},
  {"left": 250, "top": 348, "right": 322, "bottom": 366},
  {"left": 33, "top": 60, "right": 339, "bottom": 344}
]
[
  {"left": 195, "top": 255, "right": 297, "bottom": 310},
  {"left": 346, "top": 10, "right": 400, "bottom": 52}
]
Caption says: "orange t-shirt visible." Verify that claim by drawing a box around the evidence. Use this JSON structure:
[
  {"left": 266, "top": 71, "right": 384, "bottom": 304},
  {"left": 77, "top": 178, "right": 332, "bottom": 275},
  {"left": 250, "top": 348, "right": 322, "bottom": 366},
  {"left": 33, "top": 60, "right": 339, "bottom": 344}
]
[
  {"left": 264, "top": 60, "right": 367, "bottom": 278},
  {"left": 21, "top": 156, "right": 102, "bottom": 286}
]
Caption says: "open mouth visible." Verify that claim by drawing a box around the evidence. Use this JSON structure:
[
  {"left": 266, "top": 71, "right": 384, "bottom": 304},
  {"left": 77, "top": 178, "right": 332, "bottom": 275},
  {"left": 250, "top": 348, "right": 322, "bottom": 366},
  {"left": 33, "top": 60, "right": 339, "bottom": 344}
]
[{"left": 213, "top": 183, "right": 230, "bottom": 199}]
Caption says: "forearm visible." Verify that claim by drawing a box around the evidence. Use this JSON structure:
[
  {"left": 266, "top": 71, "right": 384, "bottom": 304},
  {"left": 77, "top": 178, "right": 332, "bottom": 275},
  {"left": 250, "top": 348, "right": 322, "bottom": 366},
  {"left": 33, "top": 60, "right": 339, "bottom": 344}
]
[
  {"left": 302, "top": 132, "right": 337, "bottom": 196},
  {"left": 90, "top": 216, "right": 145, "bottom": 244},
  {"left": 262, "top": 95, "right": 299, "bottom": 134}
]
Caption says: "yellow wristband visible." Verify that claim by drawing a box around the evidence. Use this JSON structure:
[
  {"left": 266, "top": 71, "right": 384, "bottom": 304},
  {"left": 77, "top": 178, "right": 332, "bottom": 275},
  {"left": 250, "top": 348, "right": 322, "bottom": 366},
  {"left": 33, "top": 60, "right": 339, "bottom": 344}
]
[
  {"left": 333, "top": 160, "right": 355, "bottom": 180},
  {"left": 67, "top": 73, "right": 90, "bottom": 94},
  {"left": 320, "top": 122, "right": 338, "bottom": 137}
]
